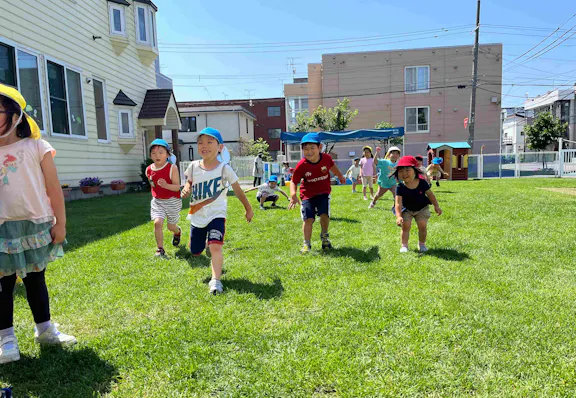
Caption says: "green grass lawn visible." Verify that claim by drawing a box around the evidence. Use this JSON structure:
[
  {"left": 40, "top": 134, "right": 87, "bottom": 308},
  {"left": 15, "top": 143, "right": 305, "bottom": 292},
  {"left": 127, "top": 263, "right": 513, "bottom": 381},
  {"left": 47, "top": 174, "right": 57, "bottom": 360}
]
[{"left": 2, "top": 179, "right": 576, "bottom": 397}]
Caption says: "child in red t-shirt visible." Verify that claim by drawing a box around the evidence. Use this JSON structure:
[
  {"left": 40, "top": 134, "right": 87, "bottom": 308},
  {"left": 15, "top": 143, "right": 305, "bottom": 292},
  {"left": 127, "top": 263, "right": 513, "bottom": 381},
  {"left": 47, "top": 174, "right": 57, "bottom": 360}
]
[{"left": 289, "top": 133, "right": 346, "bottom": 253}]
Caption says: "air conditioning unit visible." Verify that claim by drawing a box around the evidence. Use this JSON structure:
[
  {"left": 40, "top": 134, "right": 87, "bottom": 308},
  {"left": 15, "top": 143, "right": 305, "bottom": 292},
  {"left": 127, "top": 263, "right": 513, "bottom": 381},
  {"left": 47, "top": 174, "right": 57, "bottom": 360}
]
[{"left": 491, "top": 96, "right": 500, "bottom": 104}]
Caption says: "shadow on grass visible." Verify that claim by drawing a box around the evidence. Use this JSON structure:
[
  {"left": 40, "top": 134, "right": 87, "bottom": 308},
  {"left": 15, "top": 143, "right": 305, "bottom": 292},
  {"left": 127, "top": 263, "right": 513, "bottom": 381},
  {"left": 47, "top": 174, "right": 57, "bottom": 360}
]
[
  {"left": 322, "top": 246, "right": 380, "bottom": 263},
  {"left": 425, "top": 248, "right": 470, "bottom": 261},
  {"left": 330, "top": 217, "right": 360, "bottom": 224},
  {"left": 201, "top": 277, "right": 284, "bottom": 299},
  {"left": 175, "top": 246, "right": 211, "bottom": 268},
  {"left": 1, "top": 346, "right": 118, "bottom": 397}
]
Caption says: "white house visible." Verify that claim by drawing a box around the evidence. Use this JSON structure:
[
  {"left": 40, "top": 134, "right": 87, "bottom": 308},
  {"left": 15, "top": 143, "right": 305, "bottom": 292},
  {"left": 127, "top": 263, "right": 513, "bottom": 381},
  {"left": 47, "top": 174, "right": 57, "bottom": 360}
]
[
  {"left": 502, "top": 113, "right": 529, "bottom": 154},
  {"left": 525, "top": 88, "right": 576, "bottom": 147},
  {"left": 0, "top": 0, "right": 180, "bottom": 187}
]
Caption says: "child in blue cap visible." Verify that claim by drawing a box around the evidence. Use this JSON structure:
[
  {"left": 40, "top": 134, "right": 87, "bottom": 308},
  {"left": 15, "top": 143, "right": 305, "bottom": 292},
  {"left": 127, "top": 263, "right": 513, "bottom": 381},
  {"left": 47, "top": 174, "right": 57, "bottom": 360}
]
[
  {"left": 288, "top": 133, "right": 346, "bottom": 253},
  {"left": 181, "top": 128, "right": 253, "bottom": 294},
  {"left": 244, "top": 175, "right": 290, "bottom": 210},
  {"left": 426, "top": 157, "right": 449, "bottom": 187}
]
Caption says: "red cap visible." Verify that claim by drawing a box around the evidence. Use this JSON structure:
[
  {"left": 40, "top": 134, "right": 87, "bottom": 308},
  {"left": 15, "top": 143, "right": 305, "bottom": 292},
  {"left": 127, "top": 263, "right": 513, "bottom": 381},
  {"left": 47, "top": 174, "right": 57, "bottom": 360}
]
[{"left": 396, "top": 156, "right": 419, "bottom": 167}]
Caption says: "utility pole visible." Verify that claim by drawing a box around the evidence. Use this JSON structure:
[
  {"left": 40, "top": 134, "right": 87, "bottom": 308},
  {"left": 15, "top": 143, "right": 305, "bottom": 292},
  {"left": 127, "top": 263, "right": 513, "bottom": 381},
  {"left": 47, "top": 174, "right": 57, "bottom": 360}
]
[{"left": 468, "top": 0, "right": 481, "bottom": 151}]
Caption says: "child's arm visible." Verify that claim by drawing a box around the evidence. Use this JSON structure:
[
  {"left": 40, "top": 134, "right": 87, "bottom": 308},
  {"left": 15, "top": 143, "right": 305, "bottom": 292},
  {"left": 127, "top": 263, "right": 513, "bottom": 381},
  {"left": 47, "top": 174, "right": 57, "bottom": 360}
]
[
  {"left": 425, "top": 190, "right": 442, "bottom": 215},
  {"left": 41, "top": 153, "right": 66, "bottom": 244},
  {"left": 330, "top": 165, "right": 346, "bottom": 184},
  {"left": 244, "top": 186, "right": 259, "bottom": 193},
  {"left": 289, "top": 180, "right": 299, "bottom": 209},
  {"left": 231, "top": 182, "right": 254, "bottom": 222},
  {"left": 181, "top": 180, "right": 191, "bottom": 198},
  {"left": 279, "top": 188, "right": 290, "bottom": 200},
  {"left": 395, "top": 195, "right": 404, "bottom": 226},
  {"left": 158, "top": 165, "right": 181, "bottom": 192},
  {"left": 438, "top": 166, "right": 449, "bottom": 177}
]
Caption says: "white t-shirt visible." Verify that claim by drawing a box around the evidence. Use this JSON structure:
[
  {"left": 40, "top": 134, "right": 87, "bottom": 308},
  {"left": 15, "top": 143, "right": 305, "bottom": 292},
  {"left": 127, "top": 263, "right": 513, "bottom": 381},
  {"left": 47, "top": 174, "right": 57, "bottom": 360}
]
[
  {"left": 184, "top": 161, "right": 239, "bottom": 228},
  {"left": 256, "top": 183, "right": 281, "bottom": 196},
  {"left": 253, "top": 157, "right": 263, "bottom": 177},
  {"left": 346, "top": 165, "right": 361, "bottom": 179}
]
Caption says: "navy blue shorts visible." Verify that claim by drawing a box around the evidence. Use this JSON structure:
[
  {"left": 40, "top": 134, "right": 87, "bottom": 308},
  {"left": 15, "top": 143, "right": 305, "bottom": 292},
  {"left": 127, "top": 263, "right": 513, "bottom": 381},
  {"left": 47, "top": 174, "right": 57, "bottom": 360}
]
[
  {"left": 256, "top": 193, "right": 279, "bottom": 202},
  {"left": 190, "top": 218, "right": 226, "bottom": 256},
  {"left": 301, "top": 194, "right": 330, "bottom": 221}
]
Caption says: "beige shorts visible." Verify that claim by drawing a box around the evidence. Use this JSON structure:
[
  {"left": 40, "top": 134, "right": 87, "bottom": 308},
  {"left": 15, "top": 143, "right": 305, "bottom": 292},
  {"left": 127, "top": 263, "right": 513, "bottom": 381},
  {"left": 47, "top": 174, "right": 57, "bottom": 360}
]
[
  {"left": 361, "top": 176, "right": 374, "bottom": 188},
  {"left": 402, "top": 206, "right": 431, "bottom": 223}
]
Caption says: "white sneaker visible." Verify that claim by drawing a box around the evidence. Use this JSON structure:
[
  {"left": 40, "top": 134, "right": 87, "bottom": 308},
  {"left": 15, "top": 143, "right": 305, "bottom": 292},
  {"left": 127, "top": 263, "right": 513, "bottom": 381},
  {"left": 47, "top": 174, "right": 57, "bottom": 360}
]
[
  {"left": 368, "top": 202, "right": 375, "bottom": 209},
  {"left": 208, "top": 279, "right": 224, "bottom": 295},
  {"left": 399, "top": 246, "right": 409, "bottom": 253},
  {"left": 0, "top": 335, "right": 20, "bottom": 364},
  {"left": 34, "top": 323, "right": 77, "bottom": 346},
  {"left": 363, "top": 196, "right": 368, "bottom": 201},
  {"left": 419, "top": 245, "right": 428, "bottom": 253}
]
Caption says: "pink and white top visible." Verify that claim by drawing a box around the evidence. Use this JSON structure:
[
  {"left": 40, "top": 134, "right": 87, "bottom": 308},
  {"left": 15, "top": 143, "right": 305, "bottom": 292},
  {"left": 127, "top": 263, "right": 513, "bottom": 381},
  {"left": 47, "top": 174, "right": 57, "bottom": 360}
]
[
  {"left": 359, "top": 157, "right": 375, "bottom": 177},
  {"left": 0, "top": 138, "right": 56, "bottom": 225}
]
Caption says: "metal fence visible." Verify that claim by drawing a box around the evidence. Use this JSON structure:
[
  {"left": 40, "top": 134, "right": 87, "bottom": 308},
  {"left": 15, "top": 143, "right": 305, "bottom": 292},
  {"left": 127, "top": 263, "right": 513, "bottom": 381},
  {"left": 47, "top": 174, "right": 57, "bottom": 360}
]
[{"left": 469, "top": 151, "right": 576, "bottom": 179}]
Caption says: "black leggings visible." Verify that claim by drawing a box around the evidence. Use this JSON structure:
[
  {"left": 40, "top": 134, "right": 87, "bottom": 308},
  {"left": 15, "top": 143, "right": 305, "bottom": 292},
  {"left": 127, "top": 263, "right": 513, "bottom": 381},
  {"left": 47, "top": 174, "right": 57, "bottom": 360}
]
[
  {"left": 0, "top": 270, "right": 50, "bottom": 330},
  {"left": 253, "top": 177, "right": 262, "bottom": 187}
]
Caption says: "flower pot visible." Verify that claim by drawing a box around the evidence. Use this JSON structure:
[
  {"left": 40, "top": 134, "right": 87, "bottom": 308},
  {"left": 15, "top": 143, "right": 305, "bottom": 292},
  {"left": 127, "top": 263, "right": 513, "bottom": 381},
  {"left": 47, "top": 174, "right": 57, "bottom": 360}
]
[
  {"left": 62, "top": 188, "right": 72, "bottom": 198},
  {"left": 81, "top": 186, "right": 100, "bottom": 194},
  {"left": 111, "top": 183, "right": 126, "bottom": 191}
]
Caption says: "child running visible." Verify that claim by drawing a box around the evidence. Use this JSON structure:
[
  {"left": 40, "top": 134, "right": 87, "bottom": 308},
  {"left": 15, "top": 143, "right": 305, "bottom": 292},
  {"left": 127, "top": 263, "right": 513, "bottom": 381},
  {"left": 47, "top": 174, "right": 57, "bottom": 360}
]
[
  {"left": 145, "top": 139, "right": 182, "bottom": 257},
  {"left": 427, "top": 157, "right": 449, "bottom": 187},
  {"left": 288, "top": 133, "right": 346, "bottom": 253},
  {"left": 392, "top": 156, "right": 442, "bottom": 253},
  {"left": 415, "top": 155, "right": 430, "bottom": 184},
  {"left": 244, "top": 175, "right": 290, "bottom": 210},
  {"left": 369, "top": 146, "right": 401, "bottom": 209},
  {"left": 358, "top": 146, "right": 376, "bottom": 200},
  {"left": 345, "top": 158, "right": 361, "bottom": 193},
  {"left": 181, "top": 128, "right": 253, "bottom": 294},
  {"left": 0, "top": 84, "right": 76, "bottom": 364},
  {"left": 281, "top": 162, "right": 292, "bottom": 186}
]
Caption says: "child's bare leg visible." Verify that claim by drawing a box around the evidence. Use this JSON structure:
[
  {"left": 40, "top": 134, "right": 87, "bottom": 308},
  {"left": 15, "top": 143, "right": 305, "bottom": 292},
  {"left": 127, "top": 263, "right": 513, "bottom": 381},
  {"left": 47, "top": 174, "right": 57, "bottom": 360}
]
[
  {"left": 362, "top": 183, "right": 367, "bottom": 198},
  {"left": 260, "top": 194, "right": 268, "bottom": 206},
  {"left": 154, "top": 218, "right": 164, "bottom": 247},
  {"left": 416, "top": 219, "right": 428, "bottom": 245},
  {"left": 401, "top": 219, "right": 412, "bottom": 247},
  {"left": 303, "top": 219, "right": 314, "bottom": 242},
  {"left": 371, "top": 187, "right": 387, "bottom": 205},
  {"left": 167, "top": 223, "right": 180, "bottom": 234},
  {"left": 319, "top": 214, "right": 330, "bottom": 234},
  {"left": 369, "top": 186, "right": 374, "bottom": 199},
  {"left": 209, "top": 243, "right": 224, "bottom": 280}
]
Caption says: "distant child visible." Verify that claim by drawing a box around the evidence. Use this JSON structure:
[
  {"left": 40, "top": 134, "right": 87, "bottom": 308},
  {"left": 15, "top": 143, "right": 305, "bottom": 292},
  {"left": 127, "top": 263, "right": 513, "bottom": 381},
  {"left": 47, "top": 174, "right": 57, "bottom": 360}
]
[
  {"left": 345, "top": 158, "right": 361, "bottom": 193},
  {"left": 145, "top": 139, "right": 182, "bottom": 257},
  {"left": 370, "top": 146, "right": 401, "bottom": 209},
  {"left": 415, "top": 155, "right": 430, "bottom": 184},
  {"left": 0, "top": 84, "right": 76, "bottom": 365},
  {"left": 181, "top": 128, "right": 254, "bottom": 294},
  {"left": 288, "top": 133, "right": 346, "bottom": 253},
  {"left": 392, "top": 156, "right": 442, "bottom": 253},
  {"left": 359, "top": 146, "right": 376, "bottom": 200},
  {"left": 281, "top": 162, "right": 292, "bottom": 186},
  {"left": 244, "top": 175, "right": 289, "bottom": 210},
  {"left": 427, "top": 157, "right": 449, "bottom": 187}
]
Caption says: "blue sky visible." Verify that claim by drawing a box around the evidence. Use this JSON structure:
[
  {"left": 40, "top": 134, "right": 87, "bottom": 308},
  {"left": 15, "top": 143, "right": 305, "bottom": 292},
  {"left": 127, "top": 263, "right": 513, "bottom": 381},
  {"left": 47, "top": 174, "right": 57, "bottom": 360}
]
[{"left": 156, "top": 0, "right": 576, "bottom": 107}]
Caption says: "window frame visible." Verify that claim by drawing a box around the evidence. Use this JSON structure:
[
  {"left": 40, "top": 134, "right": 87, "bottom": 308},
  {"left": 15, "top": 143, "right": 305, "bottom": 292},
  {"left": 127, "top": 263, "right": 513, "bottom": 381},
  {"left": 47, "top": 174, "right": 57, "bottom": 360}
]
[
  {"left": 108, "top": 3, "right": 127, "bottom": 37},
  {"left": 92, "top": 77, "right": 110, "bottom": 143},
  {"left": 404, "top": 65, "right": 430, "bottom": 94},
  {"left": 0, "top": 36, "right": 47, "bottom": 134},
  {"left": 135, "top": 4, "right": 157, "bottom": 48},
  {"left": 267, "top": 106, "right": 281, "bottom": 117},
  {"left": 268, "top": 128, "right": 282, "bottom": 139},
  {"left": 404, "top": 106, "right": 430, "bottom": 134},
  {"left": 179, "top": 116, "right": 197, "bottom": 132},
  {"left": 286, "top": 96, "right": 309, "bottom": 126},
  {"left": 118, "top": 109, "right": 134, "bottom": 139},
  {"left": 44, "top": 55, "right": 88, "bottom": 139}
]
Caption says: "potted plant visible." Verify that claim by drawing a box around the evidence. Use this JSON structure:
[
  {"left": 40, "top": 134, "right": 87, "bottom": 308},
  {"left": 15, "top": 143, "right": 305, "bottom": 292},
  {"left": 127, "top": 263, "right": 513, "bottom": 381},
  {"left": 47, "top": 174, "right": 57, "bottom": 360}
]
[
  {"left": 61, "top": 184, "right": 72, "bottom": 198},
  {"left": 79, "top": 177, "right": 102, "bottom": 194},
  {"left": 110, "top": 179, "right": 126, "bottom": 191}
]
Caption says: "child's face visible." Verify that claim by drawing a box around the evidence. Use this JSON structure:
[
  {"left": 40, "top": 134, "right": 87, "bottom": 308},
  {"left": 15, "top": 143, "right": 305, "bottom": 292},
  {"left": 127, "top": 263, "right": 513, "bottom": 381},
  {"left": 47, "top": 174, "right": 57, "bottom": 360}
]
[
  {"left": 197, "top": 134, "right": 223, "bottom": 160},
  {"left": 0, "top": 103, "right": 8, "bottom": 135},
  {"left": 416, "top": 159, "right": 423, "bottom": 167},
  {"left": 302, "top": 143, "right": 321, "bottom": 162},
  {"left": 364, "top": 149, "right": 371, "bottom": 157},
  {"left": 150, "top": 146, "right": 169, "bottom": 164},
  {"left": 398, "top": 166, "right": 416, "bottom": 182},
  {"left": 269, "top": 182, "right": 278, "bottom": 189},
  {"left": 354, "top": 160, "right": 359, "bottom": 166},
  {"left": 389, "top": 150, "right": 400, "bottom": 162}
]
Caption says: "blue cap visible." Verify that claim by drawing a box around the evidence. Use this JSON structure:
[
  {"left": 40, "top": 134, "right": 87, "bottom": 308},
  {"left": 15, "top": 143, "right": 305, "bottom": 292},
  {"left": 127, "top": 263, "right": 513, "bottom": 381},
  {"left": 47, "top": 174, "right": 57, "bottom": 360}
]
[
  {"left": 432, "top": 157, "right": 443, "bottom": 165},
  {"left": 197, "top": 127, "right": 223, "bottom": 144},
  {"left": 301, "top": 133, "right": 321, "bottom": 145},
  {"left": 268, "top": 175, "right": 278, "bottom": 183},
  {"left": 149, "top": 138, "right": 171, "bottom": 153}
]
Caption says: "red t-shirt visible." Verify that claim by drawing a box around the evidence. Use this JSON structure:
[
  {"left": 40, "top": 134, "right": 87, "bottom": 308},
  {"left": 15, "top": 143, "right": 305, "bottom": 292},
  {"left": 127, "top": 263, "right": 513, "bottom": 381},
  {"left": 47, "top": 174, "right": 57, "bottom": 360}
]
[
  {"left": 292, "top": 154, "right": 335, "bottom": 201},
  {"left": 146, "top": 162, "right": 180, "bottom": 199}
]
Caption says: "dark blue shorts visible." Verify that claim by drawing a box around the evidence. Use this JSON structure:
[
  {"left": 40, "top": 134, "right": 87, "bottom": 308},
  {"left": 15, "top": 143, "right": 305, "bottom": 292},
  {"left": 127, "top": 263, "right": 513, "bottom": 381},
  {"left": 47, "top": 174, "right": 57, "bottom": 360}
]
[
  {"left": 301, "top": 194, "right": 330, "bottom": 221},
  {"left": 190, "top": 218, "right": 226, "bottom": 256},
  {"left": 256, "top": 193, "right": 279, "bottom": 202}
]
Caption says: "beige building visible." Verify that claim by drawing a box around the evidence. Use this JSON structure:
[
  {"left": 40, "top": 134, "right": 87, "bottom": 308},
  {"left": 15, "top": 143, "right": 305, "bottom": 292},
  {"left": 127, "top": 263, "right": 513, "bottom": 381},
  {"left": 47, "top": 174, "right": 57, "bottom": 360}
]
[
  {"left": 284, "top": 44, "right": 503, "bottom": 157},
  {"left": 0, "top": 0, "right": 179, "bottom": 188}
]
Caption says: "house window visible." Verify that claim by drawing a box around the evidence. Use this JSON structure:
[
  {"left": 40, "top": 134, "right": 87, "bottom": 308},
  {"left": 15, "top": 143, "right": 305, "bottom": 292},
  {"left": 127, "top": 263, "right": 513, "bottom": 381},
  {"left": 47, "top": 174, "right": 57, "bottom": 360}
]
[
  {"left": 109, "top": 4, "right": 126, "bottom": 36},
  {"left": 136, "top": 5, "right": 157, "bottom": 47},
  {"left": 0, "top": 42, "right": 16, "bottom": 87},
  {"left": 405, "top": 66, "right": 430, "bottom": 93},
  {"left": 246, "top": 119, "right": 249, "bottom": 135},
  {"left": 405, "top": 106, "right": 430, "bottom": 133},
  {"left": 180, "top": 116, "right": 197, "bottom": 132},
  {"left": 268, "top": 128, "right": 281, "bottom": 139},
  {"left": 287, "top": 96, "right": 309, "bottom": 126},
  {"left": 93, "top": 79, "right": 109, "bottom": 142},
  {"left": 268, "top": 106, "right": 281, "bottom": 117},
  {"left": 118, "top": 109, "right": 134, "bottom": 138},
  {"left": 150, "top": 9, "right": 156, "bottom": 47}
]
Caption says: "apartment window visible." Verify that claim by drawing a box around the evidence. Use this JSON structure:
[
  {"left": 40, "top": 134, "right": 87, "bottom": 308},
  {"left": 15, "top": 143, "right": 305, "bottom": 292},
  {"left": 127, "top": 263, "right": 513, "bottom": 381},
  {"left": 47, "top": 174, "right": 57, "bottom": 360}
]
[
  {"left": 268, "top": 106, "right": 281, "bottom": 117},
  {"left": 136, "top": 5, "right": 157, "bottom": 47},
  {"left": 268, "top": 128, "right": 281, "bottom": 139},
  {"left": 47, "top": 59, "right": 86, "bottom": 137},
  {"left": 0, "top": 42, "right": 16, "bottom": 87},
  {"left": 93, "top": 79, "right": 109, "bottom": 142},
  {"left": 405, "top": 106, "right": 430, "bottom": 133},
  {"left": 287, "top": 96, "right": 309, "bottom": 126},
  {"left": 109, "top": 4, "right": 126, "bottom": 36},
  {"left": 405, "top": 66, "right": 430, "bottom": 93},
  {"left": 118, "top": 109, "right": 134, "bottom": 138},
  {"left": 180, "top": 116, "right": 197, "bottom": 132}
]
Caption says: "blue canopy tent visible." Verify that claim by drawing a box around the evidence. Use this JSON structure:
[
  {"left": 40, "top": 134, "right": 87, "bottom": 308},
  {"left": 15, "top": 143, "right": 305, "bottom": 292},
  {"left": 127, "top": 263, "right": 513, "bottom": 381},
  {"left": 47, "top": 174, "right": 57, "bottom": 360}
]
[{"left": 280, "top": 128, "right": 404, "bottom": 145}]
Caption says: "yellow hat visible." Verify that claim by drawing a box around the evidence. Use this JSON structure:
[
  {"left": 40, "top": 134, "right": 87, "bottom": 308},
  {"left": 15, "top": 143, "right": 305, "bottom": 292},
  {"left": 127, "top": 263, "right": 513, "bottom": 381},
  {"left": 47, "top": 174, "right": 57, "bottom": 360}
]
[
  {"left": 362, "top": 146, "right": 372, "bottom": 153},
  {"left": 0, "top": 83, "right": 41, "bottom": 140}
]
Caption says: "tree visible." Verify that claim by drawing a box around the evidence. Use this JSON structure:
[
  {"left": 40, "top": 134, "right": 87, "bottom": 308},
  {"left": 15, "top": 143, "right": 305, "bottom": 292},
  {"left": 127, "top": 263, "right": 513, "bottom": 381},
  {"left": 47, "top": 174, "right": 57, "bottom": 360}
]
[
  {"left": 248, "top": 138, "right": 272, "bottom": 161},
  {"left": 233, "top": 137, "right": 251, "bottom": 157},
  {"left": 374, "top": 121, "right": 403, "bottom": 153},
  {"left": 288, "top": 110, "right": 315, "bottom": 132},
  {"left": 312, "top": 98, "right": 358, "bottom": 132},
  {"left": 524, "top": 112, "right": 567, "bottom": 169}
]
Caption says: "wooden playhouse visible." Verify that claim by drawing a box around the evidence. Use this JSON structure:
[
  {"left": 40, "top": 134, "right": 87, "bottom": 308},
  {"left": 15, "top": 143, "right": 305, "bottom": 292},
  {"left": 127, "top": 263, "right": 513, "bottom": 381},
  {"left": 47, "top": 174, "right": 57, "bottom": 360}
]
[{"left": 426, "top": 142, "right": 472, "bottom": 181}]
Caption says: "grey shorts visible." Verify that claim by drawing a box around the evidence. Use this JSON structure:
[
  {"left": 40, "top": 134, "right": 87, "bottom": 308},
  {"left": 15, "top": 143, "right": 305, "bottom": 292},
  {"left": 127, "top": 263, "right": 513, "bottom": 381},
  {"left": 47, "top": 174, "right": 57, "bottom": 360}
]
[
  {"left": 151, "top": 197, "right": 182, "bottom": 224},
  {"left": 361, "top": 176, "right": 374, "bottom": 188},
  {"left": 402, "top": 206, "right": 431, "bottom": 223}
]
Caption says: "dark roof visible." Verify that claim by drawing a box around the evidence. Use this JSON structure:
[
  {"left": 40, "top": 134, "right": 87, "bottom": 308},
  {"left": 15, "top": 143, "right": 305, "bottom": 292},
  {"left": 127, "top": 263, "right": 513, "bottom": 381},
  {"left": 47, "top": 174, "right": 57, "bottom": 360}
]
[
  {"left": 113, "top": 90, "right": 137, "bottom": 106},
  {"left": 133, "top": 0, "right": 158, "bottom": 11},
  {"left": 107, "top": 0, "right": 130, "bottom": 6},
  {"left": 139, "top": 89, "right": 177, "bottom": 119},
  {"left": 178, "top": 97, "right": 285, "bottom": 107}
]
